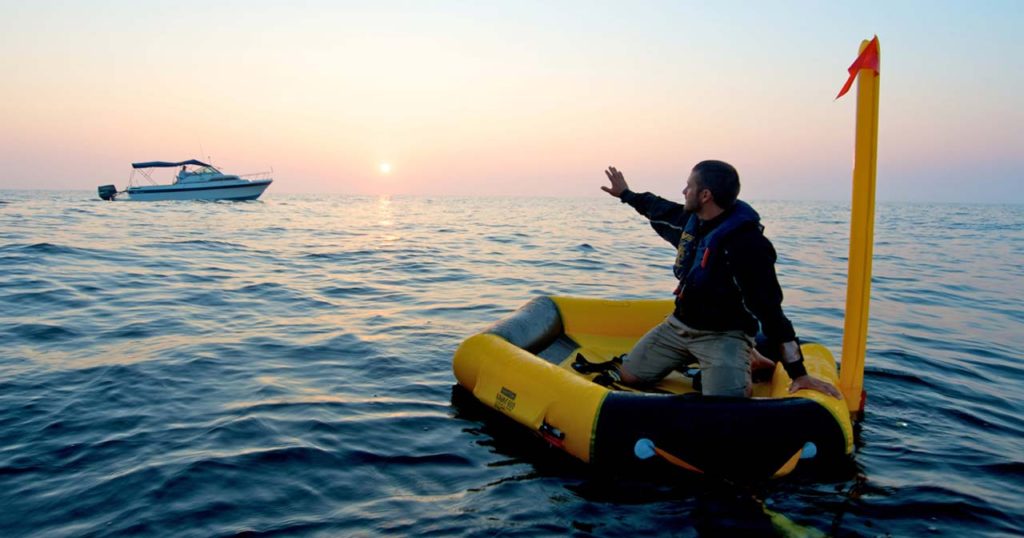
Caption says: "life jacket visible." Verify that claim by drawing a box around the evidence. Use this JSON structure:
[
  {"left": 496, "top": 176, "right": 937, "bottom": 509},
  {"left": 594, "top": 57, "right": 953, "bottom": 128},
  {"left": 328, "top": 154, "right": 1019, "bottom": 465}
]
[{"left": 673, "top": 200, "right": 762, "bottom": 296}]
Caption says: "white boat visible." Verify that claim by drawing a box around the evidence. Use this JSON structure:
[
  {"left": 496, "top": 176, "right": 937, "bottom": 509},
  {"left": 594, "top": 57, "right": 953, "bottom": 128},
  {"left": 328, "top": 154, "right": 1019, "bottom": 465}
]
[{"left": 98, "top": 160, "right": 272, "bottom": 201}]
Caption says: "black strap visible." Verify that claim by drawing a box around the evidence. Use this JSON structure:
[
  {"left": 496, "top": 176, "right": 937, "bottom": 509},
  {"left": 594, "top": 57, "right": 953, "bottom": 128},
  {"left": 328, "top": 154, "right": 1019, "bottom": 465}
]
[
  {"left": 781, "top": 338, "right": 808, "bottom": 379},
  {"left": 571, "top": 353, "right": 623, "bottom": 374}
]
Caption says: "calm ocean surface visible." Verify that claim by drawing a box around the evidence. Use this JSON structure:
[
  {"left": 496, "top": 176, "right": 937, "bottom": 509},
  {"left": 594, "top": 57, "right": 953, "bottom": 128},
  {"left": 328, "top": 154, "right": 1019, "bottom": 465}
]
[{"left": 0, "top": 191, "right": 1021, "bottom": 537}]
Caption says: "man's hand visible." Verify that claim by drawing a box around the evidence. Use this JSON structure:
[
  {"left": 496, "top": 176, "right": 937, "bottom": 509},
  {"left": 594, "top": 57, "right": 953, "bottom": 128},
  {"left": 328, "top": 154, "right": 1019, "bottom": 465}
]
[
  {"left": 788, "top": 375, "right": 843, "bottom": 399},
  {"left": 602, "top": 166, "right": 629, "bottom": 197},
  {"left": 750, "top": 347, "right": 775, "bottom": 371}
]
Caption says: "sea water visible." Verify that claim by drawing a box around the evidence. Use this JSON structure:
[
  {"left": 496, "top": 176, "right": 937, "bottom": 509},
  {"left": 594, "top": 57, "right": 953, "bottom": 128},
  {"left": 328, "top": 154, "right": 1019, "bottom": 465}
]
[{"left": 1, "top": 191, "right": 1021, "bottom": 536}]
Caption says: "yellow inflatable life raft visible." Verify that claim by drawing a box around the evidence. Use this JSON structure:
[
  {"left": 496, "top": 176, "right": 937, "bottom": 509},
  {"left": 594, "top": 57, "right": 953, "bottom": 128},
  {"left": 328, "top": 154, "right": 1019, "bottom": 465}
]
[{"left": 453, "top": 296, "right": 854, "bottom": 481}]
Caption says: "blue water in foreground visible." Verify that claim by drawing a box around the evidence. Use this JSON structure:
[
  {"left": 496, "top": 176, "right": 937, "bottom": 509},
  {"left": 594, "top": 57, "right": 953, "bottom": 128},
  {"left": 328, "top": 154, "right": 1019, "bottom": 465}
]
[{"left": 1, "top": 191, "right": 1021, "bottom": 537}]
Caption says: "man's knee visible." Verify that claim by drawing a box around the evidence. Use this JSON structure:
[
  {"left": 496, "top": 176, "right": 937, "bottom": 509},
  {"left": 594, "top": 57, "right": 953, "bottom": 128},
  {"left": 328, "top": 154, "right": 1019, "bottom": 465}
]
[
  {"left": 699, "top": 367, "right": 750, "bottom": 397},
  {"left": 618, "top": 365, "right": 644, "bottom": 386}
]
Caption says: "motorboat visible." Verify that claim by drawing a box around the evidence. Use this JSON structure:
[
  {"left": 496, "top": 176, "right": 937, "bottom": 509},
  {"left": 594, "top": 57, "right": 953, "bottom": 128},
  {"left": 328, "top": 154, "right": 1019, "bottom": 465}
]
[{"left": 98, "top": 159, "right": 272, "bottom": 201}]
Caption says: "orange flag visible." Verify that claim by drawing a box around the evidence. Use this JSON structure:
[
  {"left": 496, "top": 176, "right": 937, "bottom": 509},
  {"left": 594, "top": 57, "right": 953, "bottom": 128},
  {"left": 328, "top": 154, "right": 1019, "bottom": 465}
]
[{"left": 836, "top": 36, "right": 880, "bottom": 99}]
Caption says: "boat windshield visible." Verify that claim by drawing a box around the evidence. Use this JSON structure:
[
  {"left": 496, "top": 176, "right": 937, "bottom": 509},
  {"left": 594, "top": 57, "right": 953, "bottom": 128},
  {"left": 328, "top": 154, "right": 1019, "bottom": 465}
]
[
  {"left": 190, "top": 166, "right": 221, "bottom": 175},
  {"left": 174, "top": 166, "right": 226, "bottom": 184}
]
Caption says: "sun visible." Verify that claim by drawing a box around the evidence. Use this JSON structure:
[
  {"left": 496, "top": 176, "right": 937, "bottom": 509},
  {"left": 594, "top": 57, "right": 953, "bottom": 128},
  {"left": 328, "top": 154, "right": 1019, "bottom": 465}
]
[{"left": 379, "top": 162, "right": 392, "bottom": 174}]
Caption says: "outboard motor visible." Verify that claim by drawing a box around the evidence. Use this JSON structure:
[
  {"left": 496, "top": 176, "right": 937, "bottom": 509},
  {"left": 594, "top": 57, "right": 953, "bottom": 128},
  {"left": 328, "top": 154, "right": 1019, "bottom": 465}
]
[{"left": 97, "top": 185, "right": 118, "bottom": 201}]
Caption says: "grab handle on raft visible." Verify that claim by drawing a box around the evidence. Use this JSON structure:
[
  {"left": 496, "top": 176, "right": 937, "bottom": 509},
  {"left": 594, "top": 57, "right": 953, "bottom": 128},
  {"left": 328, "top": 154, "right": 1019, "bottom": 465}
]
[{"left": 838, "top": 36, "right": 880, "bottom": 420}]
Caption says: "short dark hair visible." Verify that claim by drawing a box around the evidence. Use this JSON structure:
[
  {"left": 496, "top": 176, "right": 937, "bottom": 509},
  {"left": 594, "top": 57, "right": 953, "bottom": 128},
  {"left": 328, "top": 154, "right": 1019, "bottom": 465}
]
[{"left": 692, "top": 160, "right": 740, "bottom": 208}]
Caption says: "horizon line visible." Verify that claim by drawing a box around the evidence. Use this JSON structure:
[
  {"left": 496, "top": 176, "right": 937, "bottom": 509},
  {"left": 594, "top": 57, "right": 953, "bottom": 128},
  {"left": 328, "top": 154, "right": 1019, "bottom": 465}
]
[{"left": 1, "top": 187, "right": 1021, "bottom": 206}]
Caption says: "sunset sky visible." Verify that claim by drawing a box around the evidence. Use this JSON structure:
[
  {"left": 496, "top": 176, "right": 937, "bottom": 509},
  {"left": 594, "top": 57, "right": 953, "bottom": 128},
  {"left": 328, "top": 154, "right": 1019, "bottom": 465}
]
[{"left": 1, "top": 1, "right": 1021, "bottom": 202}]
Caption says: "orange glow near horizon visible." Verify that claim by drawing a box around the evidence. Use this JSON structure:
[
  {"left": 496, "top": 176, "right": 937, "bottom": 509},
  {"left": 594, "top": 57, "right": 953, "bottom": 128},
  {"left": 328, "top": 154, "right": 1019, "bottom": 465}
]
[{"left": 0, "top": 4, "right": 1021, "bottom": 202}]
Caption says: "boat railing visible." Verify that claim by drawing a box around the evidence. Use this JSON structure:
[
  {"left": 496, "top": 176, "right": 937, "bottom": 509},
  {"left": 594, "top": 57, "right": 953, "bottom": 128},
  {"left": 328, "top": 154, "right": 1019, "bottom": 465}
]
[{"left": 239, "top": 171, "right": 273, "bottom": 181}]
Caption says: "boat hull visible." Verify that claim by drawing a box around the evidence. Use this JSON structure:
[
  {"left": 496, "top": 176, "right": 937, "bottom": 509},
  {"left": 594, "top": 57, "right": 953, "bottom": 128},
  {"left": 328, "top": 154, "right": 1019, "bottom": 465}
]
[
  {"left": 123, "top": 179, "right": 272, "bottom": 201},
  {"left": 452, "top": 296, "right": 854, "bottom": 481}
]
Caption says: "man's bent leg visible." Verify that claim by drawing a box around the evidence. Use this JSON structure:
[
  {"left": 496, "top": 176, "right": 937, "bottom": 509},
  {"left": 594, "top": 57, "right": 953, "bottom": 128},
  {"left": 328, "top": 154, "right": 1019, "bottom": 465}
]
[
  {"left": 687, "top": 329, "right": 754, "bottom": 397},
  {"left": 620, "top": 317, "right": 691, "bottom": 385}
]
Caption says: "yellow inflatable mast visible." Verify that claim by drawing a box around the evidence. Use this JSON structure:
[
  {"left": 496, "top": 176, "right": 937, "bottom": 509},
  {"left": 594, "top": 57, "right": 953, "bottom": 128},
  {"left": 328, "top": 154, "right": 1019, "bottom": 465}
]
[{"left": 838, "top": 37, "right": 881, "bottom": 417}]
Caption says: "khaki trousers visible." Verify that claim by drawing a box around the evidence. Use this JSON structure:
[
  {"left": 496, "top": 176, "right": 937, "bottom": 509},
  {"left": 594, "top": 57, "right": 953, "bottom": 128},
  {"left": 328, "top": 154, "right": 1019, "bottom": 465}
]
[{"left": 622, "top": 315, "right": 754, "bottom": 397}]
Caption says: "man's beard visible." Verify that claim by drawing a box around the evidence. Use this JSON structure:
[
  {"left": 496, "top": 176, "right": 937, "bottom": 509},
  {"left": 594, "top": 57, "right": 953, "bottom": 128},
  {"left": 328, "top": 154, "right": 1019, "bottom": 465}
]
[{"left": 685, "top": 196, "right": 702, "bottom": 213}]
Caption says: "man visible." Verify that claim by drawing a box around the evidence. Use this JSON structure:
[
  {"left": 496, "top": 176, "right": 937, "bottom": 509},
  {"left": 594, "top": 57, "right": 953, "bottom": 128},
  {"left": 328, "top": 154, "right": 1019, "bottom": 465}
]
[{"left": 602, "top": 161, "right": 841, "bottom": 398}]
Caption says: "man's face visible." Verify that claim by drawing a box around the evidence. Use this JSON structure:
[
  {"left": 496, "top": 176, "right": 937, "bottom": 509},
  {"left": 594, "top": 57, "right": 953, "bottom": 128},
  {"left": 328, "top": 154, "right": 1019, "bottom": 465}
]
[{"left": 683, "top": 171, "right": 705, "bottom": 212}]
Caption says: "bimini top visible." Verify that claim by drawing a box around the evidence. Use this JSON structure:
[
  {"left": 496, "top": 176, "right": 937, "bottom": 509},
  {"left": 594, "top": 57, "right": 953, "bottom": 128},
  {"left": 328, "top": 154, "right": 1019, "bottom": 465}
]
[{"left": 131, "top": 159, "right": 212, "bottom": 169}]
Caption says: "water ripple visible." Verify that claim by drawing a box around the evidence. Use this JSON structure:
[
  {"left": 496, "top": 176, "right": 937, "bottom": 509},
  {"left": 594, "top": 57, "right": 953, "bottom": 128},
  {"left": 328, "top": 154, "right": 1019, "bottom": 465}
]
[{"left": 0, "top": 194, "right": 1021, "bottom": 536}]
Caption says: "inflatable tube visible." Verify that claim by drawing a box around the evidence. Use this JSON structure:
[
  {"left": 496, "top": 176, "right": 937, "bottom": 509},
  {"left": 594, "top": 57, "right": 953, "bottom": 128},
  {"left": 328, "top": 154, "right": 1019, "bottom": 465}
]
[{"left": 453, "top": 296, "right": 854, "bottom": 481}]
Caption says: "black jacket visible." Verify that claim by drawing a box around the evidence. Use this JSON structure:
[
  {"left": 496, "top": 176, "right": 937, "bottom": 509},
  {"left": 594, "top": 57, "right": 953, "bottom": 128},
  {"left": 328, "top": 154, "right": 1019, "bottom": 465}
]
[{"left": 620, "top": 189, "right": 797, "bottom": 346}]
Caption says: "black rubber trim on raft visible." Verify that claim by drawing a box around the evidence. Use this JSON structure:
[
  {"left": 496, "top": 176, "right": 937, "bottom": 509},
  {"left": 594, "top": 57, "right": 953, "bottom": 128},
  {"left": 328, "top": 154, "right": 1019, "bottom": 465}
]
[
  {"left": 485, "top": 296, "right": 563, "bottom": 353},
  {"left": 592, "top": 392, "right": 847, "bottom": 481}
]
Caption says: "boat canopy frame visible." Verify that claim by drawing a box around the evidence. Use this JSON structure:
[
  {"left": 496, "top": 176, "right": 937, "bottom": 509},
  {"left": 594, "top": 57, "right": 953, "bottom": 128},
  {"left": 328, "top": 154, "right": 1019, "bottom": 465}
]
[
  {"left": 131, "top": 159, "right": 212, "bottom": 169},
  {"left": 128, "top": 159, "right": 217, "bottom": 187}
]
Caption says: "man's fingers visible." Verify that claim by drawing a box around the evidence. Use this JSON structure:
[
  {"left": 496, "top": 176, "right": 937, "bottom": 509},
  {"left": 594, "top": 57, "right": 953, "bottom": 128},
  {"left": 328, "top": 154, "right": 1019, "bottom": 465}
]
[
  {"left": 814, "top": 379, "right": 841, "bottom": 399},
  {"left": 603, "top": 166, "right": 626, "bottom": 196},
  {"left": 789, "top": 377, "right": 842, "bottom": 399}
]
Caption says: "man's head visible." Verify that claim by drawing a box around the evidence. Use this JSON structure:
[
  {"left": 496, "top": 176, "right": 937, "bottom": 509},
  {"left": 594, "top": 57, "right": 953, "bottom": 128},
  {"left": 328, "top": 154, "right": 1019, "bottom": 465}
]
[{"left": 683, "top": 160, "right": 740, "bottom": 214}]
